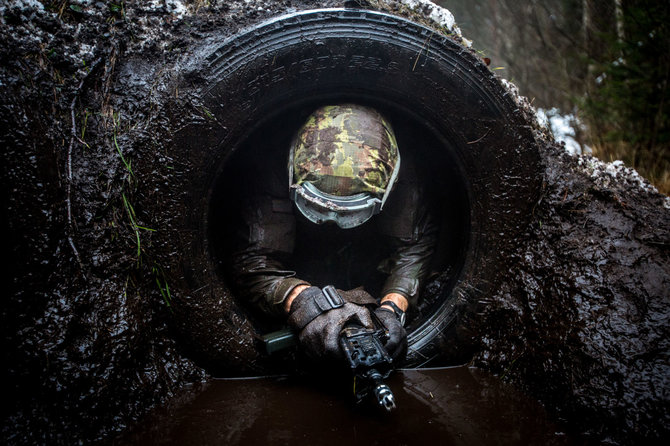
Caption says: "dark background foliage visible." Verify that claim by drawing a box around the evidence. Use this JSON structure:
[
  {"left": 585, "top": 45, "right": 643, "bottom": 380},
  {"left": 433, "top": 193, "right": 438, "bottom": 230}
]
[{"left": 440, "top": 0, "right": 670, "bottom": 194}]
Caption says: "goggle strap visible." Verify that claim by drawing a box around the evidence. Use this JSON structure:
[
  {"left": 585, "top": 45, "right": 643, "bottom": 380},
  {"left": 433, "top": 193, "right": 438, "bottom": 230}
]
[{"left": 380, "top": 153, "right": 401, "bottom": 209}]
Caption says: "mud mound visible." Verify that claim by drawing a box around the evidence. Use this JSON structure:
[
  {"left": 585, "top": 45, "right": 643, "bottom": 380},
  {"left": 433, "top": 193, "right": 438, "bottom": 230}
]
[{"left": 471, "top": 141, "right": 670, "bottom": 443}]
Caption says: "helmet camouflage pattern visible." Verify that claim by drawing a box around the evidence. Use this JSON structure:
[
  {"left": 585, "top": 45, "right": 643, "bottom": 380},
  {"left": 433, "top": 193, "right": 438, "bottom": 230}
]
[{"left": 290, "top": 104, "right": 399, "bottom": 197}]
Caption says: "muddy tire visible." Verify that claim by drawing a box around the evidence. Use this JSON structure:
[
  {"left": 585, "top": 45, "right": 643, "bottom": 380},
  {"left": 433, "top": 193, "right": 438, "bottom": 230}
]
[{"left": 153, "top": 8, "right": 542, "bottom": 372}]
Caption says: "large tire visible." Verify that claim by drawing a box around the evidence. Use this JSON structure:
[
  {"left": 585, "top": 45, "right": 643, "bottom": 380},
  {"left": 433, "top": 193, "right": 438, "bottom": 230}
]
[{"left": 147, "top": 8, "right": 542, "bottom": 373}]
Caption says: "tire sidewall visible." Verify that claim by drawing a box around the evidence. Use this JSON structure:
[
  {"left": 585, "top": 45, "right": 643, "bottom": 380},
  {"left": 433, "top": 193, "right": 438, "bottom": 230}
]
[{"left": 154, "top": 8, "right": 541, "bottom": 370}]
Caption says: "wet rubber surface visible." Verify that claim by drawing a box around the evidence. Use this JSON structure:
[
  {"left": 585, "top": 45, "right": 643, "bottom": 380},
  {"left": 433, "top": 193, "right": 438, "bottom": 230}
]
[{"left": 118, "top": 367, "right": 582, "bottom": 445}]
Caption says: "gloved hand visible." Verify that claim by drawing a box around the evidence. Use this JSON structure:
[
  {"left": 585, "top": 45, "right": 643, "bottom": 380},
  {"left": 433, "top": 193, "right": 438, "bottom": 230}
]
[
  {"left": 288, "top": 286, "right": 374, "bottom": 360},
  {"left": 374, "top": 305, "right": 408, "bottom": 363}
]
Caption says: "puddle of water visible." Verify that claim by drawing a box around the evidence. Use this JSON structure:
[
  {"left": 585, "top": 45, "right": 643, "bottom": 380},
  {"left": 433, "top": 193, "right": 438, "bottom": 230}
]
[{"left": 118, "top": 366, "right": 584, "bottom": 445}]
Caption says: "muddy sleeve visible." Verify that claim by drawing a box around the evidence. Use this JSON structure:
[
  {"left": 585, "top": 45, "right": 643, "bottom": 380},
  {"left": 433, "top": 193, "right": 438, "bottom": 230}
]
[
  {"left": 377, "top": 160, "right": 437, "bottom": 307},
  {"left": 231, "top": 250, "right": 309, "bottom": 317},
  {"left": 379, "top": 209, "right": 438, "bottom": 308},
  {"left": 229, "top": 195, "right": 309, "bottom": 317}
]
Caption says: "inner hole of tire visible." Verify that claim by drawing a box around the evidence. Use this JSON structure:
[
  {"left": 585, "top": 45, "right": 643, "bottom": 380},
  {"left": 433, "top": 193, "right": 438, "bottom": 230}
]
[{"left": 209, "top": 100, "right": 470, "bottom": 331}]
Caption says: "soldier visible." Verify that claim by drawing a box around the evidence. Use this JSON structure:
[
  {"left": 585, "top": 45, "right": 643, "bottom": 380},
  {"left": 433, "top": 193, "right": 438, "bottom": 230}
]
[{"left": 230, "top": 104, "right": 437, "bottom": 363}]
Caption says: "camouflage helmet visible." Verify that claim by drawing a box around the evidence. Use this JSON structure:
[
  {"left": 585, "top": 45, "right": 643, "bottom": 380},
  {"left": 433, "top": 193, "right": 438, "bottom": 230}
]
[{"left": 288, "top": 104, "right": 401, "bottom": 229}]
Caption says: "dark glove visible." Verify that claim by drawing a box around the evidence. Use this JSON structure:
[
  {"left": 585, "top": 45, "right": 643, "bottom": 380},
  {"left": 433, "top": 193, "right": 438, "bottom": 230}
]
[
  {"left": 288, "top": 286, "right": 373, "bottom": 360},
  {"left": 374, "top": 305, "right": 408, "bottom": 363}
]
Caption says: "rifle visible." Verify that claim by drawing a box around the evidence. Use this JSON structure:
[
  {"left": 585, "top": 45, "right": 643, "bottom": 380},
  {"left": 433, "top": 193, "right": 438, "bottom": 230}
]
[
  {"left": 262, "top": 307, "right": 397, "bottom": 411},
  {"left": 339, "top": 317, "right": 396, "bottom": 411}
]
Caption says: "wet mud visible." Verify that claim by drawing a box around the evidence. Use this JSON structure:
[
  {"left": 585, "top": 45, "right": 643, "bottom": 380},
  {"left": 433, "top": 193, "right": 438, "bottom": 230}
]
[
  {"left": 468, "top": 142, "right": 670, "bottom": 444},
  {"left": 1, "top": 1, "right": 668, "bottom": 445},
  {"left": 117, "top": 367, "right": 582, "bottom": 446}
]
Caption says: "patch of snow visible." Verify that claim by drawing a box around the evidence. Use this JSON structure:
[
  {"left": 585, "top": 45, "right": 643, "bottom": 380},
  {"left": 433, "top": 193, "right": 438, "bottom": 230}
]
[
  {"left": 536, "top": 108, "right": 591, "bottom": 156},
  {"left": 500, "top": 78, "right": 520, "bottom": 97},
  {"left": 576, "top": 155, "right": 667, "bottom": 202},
  {"left": 69, "top": 41, "right": 96, "bottom": 71},
  {"left": 399, "top": 0, "right": 466, "bottom": 43},
  {"left": 602, "top": 160, "right": 651, "bottom": 190},
  {"left": 168, "top": 0, "right": 187, "bottom": 16},
  {"left": 0, "top": 0, "right": 44, "bottom": 14},
  {"left": 147, "top": 0, "right": 188, "bottom": 17}
]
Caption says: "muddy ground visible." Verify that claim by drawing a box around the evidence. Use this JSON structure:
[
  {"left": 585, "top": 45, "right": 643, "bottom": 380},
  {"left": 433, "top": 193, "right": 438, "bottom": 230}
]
[
  {"left": 118, "top": 367, "right": 585, "bottom": 445},
  {"left": 1, "top": 0, "right": 668, "bottom": 444}
]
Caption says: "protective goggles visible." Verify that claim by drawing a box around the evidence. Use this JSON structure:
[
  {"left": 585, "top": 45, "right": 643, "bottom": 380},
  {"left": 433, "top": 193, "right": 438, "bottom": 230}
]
[
  {"left": 289, "top": 158, "right": 401, "bottom": 229},
  {"left": 290, "top": 182, "right": 382, "bottom": 229}
]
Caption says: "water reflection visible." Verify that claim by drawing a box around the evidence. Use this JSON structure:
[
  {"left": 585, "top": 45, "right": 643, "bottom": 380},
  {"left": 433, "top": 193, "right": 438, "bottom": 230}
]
[{"left": 118, "top": 367, "right": 582, "bottom": 445}]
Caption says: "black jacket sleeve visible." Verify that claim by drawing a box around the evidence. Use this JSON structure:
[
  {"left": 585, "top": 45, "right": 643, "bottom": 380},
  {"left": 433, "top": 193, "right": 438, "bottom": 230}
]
[
  {"left": 376, "top": 158, "right": 437, "bottom": 307},
  {"left": 229, "top": 194, "right": 309, "bottom": 317}
]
